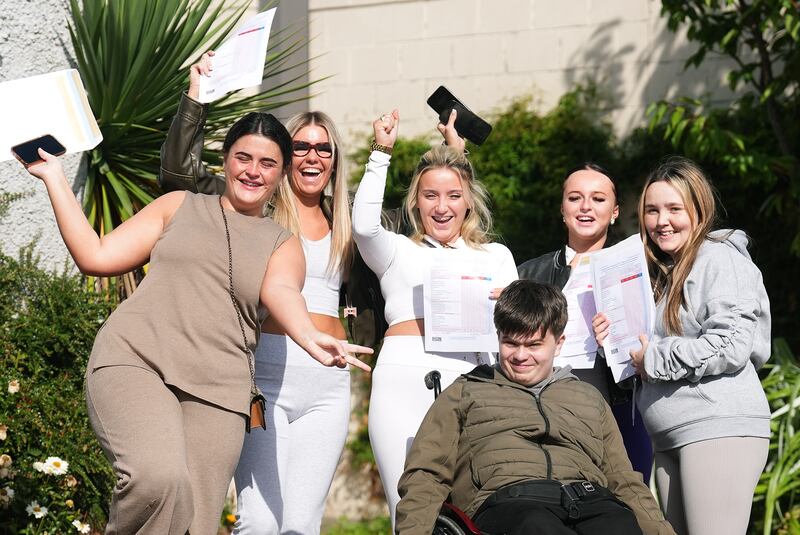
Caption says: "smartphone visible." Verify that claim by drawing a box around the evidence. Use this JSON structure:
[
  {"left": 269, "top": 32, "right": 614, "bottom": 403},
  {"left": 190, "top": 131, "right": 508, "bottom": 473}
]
[
  {"left": 11, "top": 134, "right": 66, "bottom": 167},
  {"left": 426, "top": 86, "right": 492, "bottom": 145}
]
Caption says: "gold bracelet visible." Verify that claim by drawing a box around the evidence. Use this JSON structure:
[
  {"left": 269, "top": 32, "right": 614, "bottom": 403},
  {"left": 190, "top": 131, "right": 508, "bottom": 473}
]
[{"left": 371, "top": 140, "right": 393, "bottom": 155}]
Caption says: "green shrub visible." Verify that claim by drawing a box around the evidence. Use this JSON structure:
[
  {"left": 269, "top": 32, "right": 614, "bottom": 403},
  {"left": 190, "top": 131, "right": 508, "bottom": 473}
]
[
  {"left": 324, "top": 515, "right": 392, "bottom": 535},
  {"left": 0, "top": 247, "right": 114, "bottom": 534}
]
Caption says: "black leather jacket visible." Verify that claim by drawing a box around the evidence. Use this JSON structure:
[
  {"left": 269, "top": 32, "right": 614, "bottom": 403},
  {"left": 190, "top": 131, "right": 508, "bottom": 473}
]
[
  {"left": 516, "top": 247, "right": 571, "bottom": 289},
  {"left": 159, "top": 93, "right": 223, "bottom": 195},
  {"left": 158, "top": 93, "right": 398, "bottom": 348}
]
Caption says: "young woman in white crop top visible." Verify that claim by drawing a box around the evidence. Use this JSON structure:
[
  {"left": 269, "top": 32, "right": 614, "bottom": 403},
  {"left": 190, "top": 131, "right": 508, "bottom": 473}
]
[
  {"left": 352, "top": 110, "right": 518, "bottom": 524},
  {"left": 160, "top": 52, "right": 356, "bottom": 535}
]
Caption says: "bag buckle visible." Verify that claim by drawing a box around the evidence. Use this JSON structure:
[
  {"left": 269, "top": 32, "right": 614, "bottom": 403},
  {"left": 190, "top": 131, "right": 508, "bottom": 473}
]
[{"left": 561, "top": 482, "right": 596, "bottom": 520}]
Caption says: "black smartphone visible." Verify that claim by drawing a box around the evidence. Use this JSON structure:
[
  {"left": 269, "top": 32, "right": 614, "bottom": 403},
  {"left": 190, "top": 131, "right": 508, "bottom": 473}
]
[
  {"left": 426, "top": 86, "right": 492, "bottom": 146},
  {"left": 11, "top": 134, "right": 67, "bottom": 167}
]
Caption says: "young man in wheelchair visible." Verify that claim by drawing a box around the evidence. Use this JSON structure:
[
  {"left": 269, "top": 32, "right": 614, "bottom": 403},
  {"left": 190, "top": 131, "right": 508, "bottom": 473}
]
[{"left": 395, "top": 281, "right": 675, "bottom": 535}]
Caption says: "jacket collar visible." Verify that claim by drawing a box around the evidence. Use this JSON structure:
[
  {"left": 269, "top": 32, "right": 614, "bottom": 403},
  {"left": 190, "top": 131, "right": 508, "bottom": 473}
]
[{"left": 465, "top": 364, "right": 576, "bottom": 394}]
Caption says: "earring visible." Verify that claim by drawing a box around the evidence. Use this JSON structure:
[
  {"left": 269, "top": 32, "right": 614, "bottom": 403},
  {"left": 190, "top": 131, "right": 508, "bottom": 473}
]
[
  {"left": 610, "top": 217, "right": 616, "bottom": 225},
  {"left": 562, "top": 217, "right": 566, "bottom": 223}
]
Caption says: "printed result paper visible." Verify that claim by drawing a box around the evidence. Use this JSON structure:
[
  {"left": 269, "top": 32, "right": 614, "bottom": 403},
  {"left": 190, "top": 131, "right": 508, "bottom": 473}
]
[
  {"left": 423, "top": 249, "right": 499, "bottom": 352},
  {"left": 198, "top": 8, "right": 277, "bottom": 103}
]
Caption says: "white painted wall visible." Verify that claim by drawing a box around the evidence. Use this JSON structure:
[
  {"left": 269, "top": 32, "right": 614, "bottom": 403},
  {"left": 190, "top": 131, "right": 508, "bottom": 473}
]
[
  {"left": 0, "top": 0, "right": 736, "bottom": 270},
  {"left": 306, "top": 0, "right": 735, "bottom": 148},
  {"left": 0, "top": 0, "right": 80, "bottom": 271}
]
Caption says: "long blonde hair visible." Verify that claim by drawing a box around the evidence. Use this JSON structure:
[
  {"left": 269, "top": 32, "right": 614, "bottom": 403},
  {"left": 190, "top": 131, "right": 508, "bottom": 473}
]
[
  {"left": 638, "top": 156, "right": 719, "bottom": 335},
  {"left": 404, "top": 145, "right": 493, "bottom": 248},
  {"left": 273, "top": 111, "right": 352, "bottom": 274}
]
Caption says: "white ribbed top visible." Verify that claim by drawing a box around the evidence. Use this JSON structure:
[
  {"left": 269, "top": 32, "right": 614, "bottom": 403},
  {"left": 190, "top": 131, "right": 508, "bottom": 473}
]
[{"left": 300, "top": 232, "right": 342, "bottom": 317}]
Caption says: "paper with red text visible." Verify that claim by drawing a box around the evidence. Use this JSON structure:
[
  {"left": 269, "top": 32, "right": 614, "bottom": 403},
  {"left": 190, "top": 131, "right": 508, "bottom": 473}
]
[
  {"left": 198, "top": 8, "right": 276, "bottom": 103},
  {"left": 591, "top": 234, "right": 656, "bottom": 382},
  {"left": 424, "top": 249, "right": 499, "bottom": 352}
]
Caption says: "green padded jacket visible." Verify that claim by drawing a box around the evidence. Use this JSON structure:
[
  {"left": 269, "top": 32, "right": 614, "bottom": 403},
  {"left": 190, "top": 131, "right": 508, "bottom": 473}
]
[{"left": 396, "top": 365, "right": 675, "bottom": 535}]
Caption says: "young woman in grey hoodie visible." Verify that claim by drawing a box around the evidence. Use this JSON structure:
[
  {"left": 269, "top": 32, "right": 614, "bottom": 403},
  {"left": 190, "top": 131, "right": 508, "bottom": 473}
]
[{"left": 594, "top": 156, "right": 770, "bottom": 535}]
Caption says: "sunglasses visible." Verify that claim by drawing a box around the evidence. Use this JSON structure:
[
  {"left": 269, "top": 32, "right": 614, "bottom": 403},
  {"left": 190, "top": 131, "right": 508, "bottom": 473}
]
[{"left": 292, "top": 141, "right": 333, "bottom": 158}]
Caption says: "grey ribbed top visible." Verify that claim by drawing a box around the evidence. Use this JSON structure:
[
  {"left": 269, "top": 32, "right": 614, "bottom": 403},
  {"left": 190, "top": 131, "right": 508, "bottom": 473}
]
[{"left": 88, "top": 193, "right": 291, "bottom": 415}]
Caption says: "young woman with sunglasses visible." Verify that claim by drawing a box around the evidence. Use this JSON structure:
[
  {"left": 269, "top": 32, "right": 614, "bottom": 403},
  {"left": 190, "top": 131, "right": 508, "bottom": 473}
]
[{"left": 159, "top": 52, "right": 358, "bottom": 535}]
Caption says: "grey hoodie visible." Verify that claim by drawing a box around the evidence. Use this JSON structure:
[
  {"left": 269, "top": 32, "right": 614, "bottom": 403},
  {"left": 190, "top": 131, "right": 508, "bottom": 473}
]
[{"left": 640, "top": 229, "right": 771, "bottom": 452}]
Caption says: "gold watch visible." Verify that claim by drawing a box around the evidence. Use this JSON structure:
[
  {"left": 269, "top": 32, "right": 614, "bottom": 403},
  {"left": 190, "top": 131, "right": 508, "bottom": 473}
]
[{"left": 371, "top": 140, "right": 393, "bottom": 155}]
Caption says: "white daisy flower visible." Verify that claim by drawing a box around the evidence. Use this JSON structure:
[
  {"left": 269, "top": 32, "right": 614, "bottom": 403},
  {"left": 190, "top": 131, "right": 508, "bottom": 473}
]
[
  {"left": 33, "top": 461, "right": 46, "bottom": 473},
  {"left": 72, "top": 519, "right": 91, "bottom": 533},
  {"left": 26, "top": 500, "right": 48, "bottom": 518},
  {"left": 7, "top": 380, "right": 19, "bottom": 394},
  {"left": 0, "top": 455, "right": 11, "bottom": 468},
  {"left": 0, "top": 424, "right": 7, "bottom": 441},
  {"left": 43, "top": 457, "right": 69, "bottom": 476}
]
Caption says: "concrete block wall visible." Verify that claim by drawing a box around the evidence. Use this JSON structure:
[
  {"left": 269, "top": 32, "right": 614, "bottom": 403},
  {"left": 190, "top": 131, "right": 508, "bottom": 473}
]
[
  {"left": 1, "top": 0, "right": 79, "bottom": 271},
  {"left": 306, "top": 0, "right": 735, "bottom": 152}
]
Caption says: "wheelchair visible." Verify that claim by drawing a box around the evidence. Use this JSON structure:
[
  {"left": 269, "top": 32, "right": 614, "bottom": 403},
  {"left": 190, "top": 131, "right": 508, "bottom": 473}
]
[
  {"left": 424, "top": 371, "right": 487, "bottom": 535},
  {"left": 433, "top": 501, "right": 484, "bottom": 534}
]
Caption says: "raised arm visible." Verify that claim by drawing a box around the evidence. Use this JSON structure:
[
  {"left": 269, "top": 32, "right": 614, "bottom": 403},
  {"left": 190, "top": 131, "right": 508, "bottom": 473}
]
[
  {"left": 158, "top": 51, "right": 225, "bottom": 194},
  {"left": 351, "top": 110, "right": 401, "bottom": 277},
  {"left": 437, "top": 108, "right": 466, "bottom": 153},
  {"left": 26, "top": 150, "right": 185, "bottom": 276},
  {"left": 261, "top": 236, "right": 372, "bottom": 371}
]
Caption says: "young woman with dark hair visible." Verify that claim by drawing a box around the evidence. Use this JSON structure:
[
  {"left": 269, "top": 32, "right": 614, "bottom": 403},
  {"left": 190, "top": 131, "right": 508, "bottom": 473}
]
[
  {"left": 22, "top": 110, "right": 370, "bottom": 535},
  {"left": 158, "top": 51, "right": 365, "bottom": 534},
  {"left": 517, "top": 163, "right": 653, "bottom": 480}
]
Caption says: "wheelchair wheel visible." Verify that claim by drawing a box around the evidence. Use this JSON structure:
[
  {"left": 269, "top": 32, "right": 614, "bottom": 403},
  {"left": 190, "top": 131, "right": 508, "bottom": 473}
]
[{"left": 432, "top": 514, "right": 467, "bottom": 535}]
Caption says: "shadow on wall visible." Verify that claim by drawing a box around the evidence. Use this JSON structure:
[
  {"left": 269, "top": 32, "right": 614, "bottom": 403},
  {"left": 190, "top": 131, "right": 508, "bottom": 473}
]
[{"left": 563, "top": 17, "right": 736, "bottom": 133}]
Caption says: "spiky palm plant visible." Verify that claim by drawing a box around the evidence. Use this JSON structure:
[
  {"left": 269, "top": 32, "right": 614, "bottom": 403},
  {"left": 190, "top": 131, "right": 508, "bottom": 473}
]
[{"left": 67, "top": 0, "right": 314, "bottom": 297}]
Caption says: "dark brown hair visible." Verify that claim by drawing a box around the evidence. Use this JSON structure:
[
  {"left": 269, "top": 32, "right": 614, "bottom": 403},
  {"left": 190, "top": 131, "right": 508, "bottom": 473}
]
[
  {"left": 223, "top": 112, "right": 292, "bottom": 175},
  {"left": 494, "top": 280, "right": 568, "bottom": 338}
]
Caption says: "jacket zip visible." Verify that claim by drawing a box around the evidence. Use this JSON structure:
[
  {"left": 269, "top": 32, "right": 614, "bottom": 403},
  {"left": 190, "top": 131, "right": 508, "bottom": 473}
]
[{"left": 533, "top": 391, "right": 553, "bottom": 480}]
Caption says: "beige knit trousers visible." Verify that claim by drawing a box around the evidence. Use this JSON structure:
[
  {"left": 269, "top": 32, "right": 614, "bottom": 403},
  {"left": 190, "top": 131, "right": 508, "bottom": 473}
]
[{"left": 86, "top": 364, "right": 246, "bottom": 534}]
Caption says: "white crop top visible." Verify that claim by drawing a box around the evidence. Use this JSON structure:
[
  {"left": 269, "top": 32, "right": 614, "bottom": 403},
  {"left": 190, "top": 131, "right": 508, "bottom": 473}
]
[
  {"left": 352, "top": 151, "right": 519, "bottom": 326},
  {"left": 300, "top": 232, "right": 342, "bottom": 317}
]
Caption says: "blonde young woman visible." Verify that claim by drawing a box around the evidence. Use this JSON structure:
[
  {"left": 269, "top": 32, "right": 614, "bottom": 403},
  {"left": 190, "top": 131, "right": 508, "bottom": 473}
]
[
  {"left": 25, "top": 112, "right": 369, "bottom": 535},
  {"left": 159, "top": 52, "right": 356, "bottom": 534},
  {"left": 352, "top": 110, "right": 518, "bottom": 523},
  {"left": 594, "top": 157, "right": 770, "bottom": 535}
]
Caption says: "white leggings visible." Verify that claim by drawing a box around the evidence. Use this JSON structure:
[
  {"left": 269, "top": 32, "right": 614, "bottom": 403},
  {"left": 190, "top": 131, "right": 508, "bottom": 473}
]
[
  {"left": 233, "top": 334, "right": 351, "bottom": 535},
  {"left": 368, "top": 336, "right": 492, "bottom": 525},
  {"left": 655, "top": 436, "right": 768, "bottom": 535}
]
